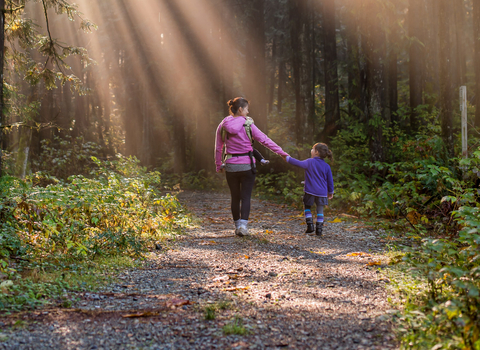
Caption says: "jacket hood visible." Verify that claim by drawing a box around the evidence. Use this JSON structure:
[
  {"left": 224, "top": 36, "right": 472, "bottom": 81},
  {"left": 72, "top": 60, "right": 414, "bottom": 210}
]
[{"left": 221, "top": 116, "right": 246, "bottom": 135}]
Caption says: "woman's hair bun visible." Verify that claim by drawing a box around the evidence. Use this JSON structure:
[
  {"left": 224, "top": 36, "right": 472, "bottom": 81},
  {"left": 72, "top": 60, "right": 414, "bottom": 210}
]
[{"left": 227, "top": 97, "right": 249, "bottom": 115}]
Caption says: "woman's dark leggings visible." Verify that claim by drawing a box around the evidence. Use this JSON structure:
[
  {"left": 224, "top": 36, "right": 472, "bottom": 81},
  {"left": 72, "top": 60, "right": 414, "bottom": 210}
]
[{"left": 226, "top": 170, "right": 256, "bottom": 221}]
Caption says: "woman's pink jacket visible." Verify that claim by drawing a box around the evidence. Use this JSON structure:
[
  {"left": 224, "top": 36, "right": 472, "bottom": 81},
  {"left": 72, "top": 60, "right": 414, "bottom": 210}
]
[{"left": 215, "top": 116, "right": 288, "bottom": 172}]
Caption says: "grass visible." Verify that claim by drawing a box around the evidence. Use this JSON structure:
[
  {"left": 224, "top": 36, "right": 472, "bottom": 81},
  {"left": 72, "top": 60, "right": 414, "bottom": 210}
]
[
  {"left": 1, "top": 255, "right": 139, "bottom": 313},
  {"left": 203, "top": 300, "right": 232, "bottom": 320},
  {"left": 223, "top": 316, "right": 248, "bottom": 335},
  {"left": 204, "top": 305, "right": 216, "bottom": 320}
]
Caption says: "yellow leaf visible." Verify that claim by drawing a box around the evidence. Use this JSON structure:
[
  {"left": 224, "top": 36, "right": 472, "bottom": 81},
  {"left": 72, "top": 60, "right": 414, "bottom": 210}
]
[
  {"left": 225, "top": 285, "right": 250, "bottom": 291},
  {"left": 347, "top": 252, "right": 372, "bottom": 257},
  {"left": 327, "top": 218, "right": 342, "bottom": 223},
  {"left": 366, "top": 261, "right": 382, "bottom": 266},
  {"left": 244, "top": 255, "right": 250, "bottom": 259}
]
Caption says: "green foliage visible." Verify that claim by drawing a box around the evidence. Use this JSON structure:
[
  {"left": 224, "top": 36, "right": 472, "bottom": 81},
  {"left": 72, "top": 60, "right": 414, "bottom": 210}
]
[
  {"left": 33, "top": 136, "right": 103, "bottom": 179},
  {"left": 1, "top": 155, "right": 187, "bottom": 262},
  {"left": 204, "top": 305, "right": 216, "bottom": 320},
  {"left": 5, "top": 0, "right": 96, "bottom": 92},
  {"left": 386, "top": 150, "right": 480, "bottom": 349},
  {"left": 0, "top": 155, "right": 188, "bottom": 311},
  {"left": 223, "top": 316, "right": 248, "bottom": 335},
  {"left": 255, "top": 171, "right": 304, "bottom": 207},
  {"left": 0, "top": 256, "right": 137, "bottom": 312}
]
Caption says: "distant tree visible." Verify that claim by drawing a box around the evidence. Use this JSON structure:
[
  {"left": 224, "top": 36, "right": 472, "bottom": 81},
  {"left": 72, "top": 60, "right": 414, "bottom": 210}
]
[
  {"left": 475, "top": 0, "right": 480, "bottom": 126},
  {"left": 408, "top": 0, "right": 425, "bottom": 132},
  {"left": 0, "top": 0, "right": 95, "bottom": 177},
  {"left": 362, "top": 0, "right": 387, "bottom": 162},
  {"left": 322, "top": 0, "right": 340, "bottom": 140},
  {"left": 439, "top": 0, "right": 454, "bottom": 156}
]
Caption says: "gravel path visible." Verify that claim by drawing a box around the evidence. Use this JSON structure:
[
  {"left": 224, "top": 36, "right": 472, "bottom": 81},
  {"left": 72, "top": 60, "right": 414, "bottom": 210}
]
[{"left": 0, "top": 191, "right": 397, "bottom": 350}]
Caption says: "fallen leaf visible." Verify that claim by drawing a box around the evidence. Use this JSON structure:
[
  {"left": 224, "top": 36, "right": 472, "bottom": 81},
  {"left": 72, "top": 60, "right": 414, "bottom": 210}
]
[
  {"left": 244, "top": 255, "right": 250, "bottom": 259},
  {"left": 212, "top": 275, "right": 230, "bottom": 282},
  {"left": 339, "top": 213, "right": 359, "bottom": 218},
  {"left": 166, "top": 298, "right": 193, "bottom": 308},
  {"left": 347, "top": 252, "right": 372, "bottom": 257},
  {"left": 366, "top": 261, "right": 382, "bottom": 266},
  {"left": 312, "top": 251, "right": 327, "bottom": 255},
  {"left": 122, "top": 311, "right": 160, "bottom": 318},
  {"left": 327, "top": 218, "right": 342, "bottom": 223},
  {"left": 225, "top": 286, "right": 250, "bottom": 291}
]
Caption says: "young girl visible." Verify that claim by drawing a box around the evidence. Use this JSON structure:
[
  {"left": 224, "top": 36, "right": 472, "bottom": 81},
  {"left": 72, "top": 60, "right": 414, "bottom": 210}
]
[
  {"left": 284, "top": 143, "right": 334, "bottom": 236},
  {"left": 215, "top": 97, "right": 289, "bottom": 236}
]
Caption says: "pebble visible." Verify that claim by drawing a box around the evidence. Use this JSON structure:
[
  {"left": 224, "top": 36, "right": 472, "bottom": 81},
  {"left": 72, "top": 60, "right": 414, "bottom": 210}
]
[{"left": 0, "top": 191, "right": 398, "bottom": 350}]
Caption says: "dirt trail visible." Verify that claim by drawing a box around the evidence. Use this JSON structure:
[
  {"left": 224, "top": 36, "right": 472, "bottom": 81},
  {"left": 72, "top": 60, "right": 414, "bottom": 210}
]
[{"left": 0, "top": 191, "right": 397, "bottom": 350}]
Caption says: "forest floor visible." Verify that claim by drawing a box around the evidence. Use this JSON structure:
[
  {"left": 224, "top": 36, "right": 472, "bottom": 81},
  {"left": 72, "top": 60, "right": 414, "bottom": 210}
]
[{"left": 0, "top": 191, "right": 398, "bottom": 350}]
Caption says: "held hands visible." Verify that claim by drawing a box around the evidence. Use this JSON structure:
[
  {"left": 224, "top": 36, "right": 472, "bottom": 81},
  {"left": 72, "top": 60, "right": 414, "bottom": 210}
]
[{"left": 281, "top": 154, "right": 289, "bottom": 162}]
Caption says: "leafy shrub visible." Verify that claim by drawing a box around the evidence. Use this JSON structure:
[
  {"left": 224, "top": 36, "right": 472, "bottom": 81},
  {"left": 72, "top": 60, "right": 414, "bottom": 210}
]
[
  {"left": 390, "top": 150, "right": 480, "bottom": 349},
  {"left": 1, "top": 155, "right": 188, "bottom": 263},
  {"left": 255, "top": 170, "right": 304, "bottom": 207},
  {"left": 33, "top": 135, "right": 103, "bottom": 179}
]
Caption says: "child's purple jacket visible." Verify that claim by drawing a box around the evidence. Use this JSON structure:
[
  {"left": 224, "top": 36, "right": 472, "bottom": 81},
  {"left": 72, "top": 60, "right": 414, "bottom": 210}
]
[
  {"left": 215, "top": 116, "right": 288, "bottom": 172},
  {"left": 286, "top": 156, "right": 334, "bottom": 197}
]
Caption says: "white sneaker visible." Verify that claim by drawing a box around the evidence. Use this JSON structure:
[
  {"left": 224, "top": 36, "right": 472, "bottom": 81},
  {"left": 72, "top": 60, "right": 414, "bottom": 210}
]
[
  {"left": 237, "top": 219, "right": 248, "bottom": 236},
  {"left": 234, "top": 220, "right": 241, "bottom": 236}
]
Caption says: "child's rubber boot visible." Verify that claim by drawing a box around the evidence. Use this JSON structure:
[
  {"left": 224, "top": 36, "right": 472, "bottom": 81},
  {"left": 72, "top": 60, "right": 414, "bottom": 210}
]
[
  {"left": 316, "top": 222, "right": 323, "bottom": 236},
  {"left": 305, "top": 217, "right": 315, "bottom": 234}
]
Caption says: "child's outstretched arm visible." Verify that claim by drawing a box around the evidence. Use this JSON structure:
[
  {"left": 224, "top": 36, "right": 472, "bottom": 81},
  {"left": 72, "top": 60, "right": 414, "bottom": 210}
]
[{"left": 286, "top": 156, "right": 309, "bottom": 169}]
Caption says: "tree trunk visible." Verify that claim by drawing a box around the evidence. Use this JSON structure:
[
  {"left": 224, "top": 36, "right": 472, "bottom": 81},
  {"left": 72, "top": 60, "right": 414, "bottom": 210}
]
[
  {"left": 424, "top": 0, "right": 440, "bottom": 103},
  {"left": 221, "top": 1, "right": 234, "bottom": 116},
  {"left": 453, "top": 0, "right": 466, "bottom": 88},
  {"left": 0, "top": 0, "right": 4, "bottom": 176},
  {"left": 387, "top": 2, "right": 398, "bottom": 122},
  {"left": 267, "top": 37, "right": 277, "bottom": 116},
  {"left": 277, "top": 36, "right": 286, "bottom": 114},
  {"left": 474, "top": 0, "right": 480, "bottom": 126},
  {"left": 439, "top": 0, "right": 454, "bottom": 157},
  {"left": 290, "top": 0, "right": 306, "bottom": 145},
  {"left": 244, "top": 0, "right": 267, "bottom": 133},
  {"left": 408, "top": 0, "right": 425, "bottom": 132},
  {"left": 454, "top": 0, "right": 467, "bottom": 87},
  {"left": 345, "top": 1, "right": 362, "bottom": 120},
  {"left": 363, "top": 0, "right": 387, "bottom": 162},
  {"left": 322, "top": 0, "right": 340, "bottom": 140},
  {"left": 173, "top": 101, "right": 186, "bottom": 174}
]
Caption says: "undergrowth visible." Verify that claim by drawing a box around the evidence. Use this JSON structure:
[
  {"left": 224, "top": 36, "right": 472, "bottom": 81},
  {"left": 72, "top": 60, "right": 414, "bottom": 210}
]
[{"left": 0, "top": 155, "right": 189, "bottom": 312}]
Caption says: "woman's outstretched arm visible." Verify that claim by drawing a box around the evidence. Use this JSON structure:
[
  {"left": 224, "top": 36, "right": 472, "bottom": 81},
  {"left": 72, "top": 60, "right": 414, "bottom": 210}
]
[{"left": 250, "top": 124, "right": 288, "bottom": 157}]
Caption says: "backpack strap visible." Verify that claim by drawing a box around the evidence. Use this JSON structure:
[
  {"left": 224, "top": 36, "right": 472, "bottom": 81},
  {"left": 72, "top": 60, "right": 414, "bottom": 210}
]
[
  {"left": 243, "top": 117, "right": 254, "bottom": 145},
  {"left": 221, "top": 117, "right": 255, "bottom": 161}
]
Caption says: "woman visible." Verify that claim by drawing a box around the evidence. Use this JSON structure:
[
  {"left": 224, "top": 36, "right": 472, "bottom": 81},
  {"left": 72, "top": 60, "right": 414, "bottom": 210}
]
[{"left": 215, "top": 97, "right": 289, "bottom": 236}]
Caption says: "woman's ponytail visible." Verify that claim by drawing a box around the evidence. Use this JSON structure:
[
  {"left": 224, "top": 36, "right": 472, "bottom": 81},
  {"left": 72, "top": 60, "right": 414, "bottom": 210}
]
[{"left": 227, "top": 97, "right": 249, "bottom": 115}]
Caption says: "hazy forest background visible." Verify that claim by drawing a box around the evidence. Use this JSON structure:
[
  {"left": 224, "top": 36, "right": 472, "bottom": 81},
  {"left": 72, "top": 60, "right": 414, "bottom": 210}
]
[
  {"left": 3, "top": 0, "right": 480, "bottom": 348},
  {"left": 2, "top": 0, "right": 479, "bottom": 177}
]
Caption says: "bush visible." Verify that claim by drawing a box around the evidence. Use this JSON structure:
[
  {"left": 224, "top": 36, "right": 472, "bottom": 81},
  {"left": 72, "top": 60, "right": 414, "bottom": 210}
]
[{"left": 1, "top": 155, "right": 189, "bottom": 263}]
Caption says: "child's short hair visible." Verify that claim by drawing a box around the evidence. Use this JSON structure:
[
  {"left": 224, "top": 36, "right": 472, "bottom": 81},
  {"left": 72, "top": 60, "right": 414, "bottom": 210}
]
[{"left": 314, "top": 143, "right": 333, "bottom": 161}]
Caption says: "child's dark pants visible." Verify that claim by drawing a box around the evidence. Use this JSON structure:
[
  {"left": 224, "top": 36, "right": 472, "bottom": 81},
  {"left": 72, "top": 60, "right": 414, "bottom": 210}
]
[{"left": 226, "top": 170, "right": 256, "bottom": 221}]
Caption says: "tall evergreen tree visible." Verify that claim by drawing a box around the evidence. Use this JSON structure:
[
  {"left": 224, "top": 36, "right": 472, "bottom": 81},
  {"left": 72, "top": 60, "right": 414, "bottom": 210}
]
[{"left": 322, "top": 0, "right": 340, "bottom": 140}]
